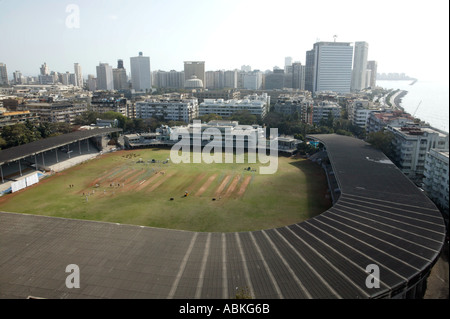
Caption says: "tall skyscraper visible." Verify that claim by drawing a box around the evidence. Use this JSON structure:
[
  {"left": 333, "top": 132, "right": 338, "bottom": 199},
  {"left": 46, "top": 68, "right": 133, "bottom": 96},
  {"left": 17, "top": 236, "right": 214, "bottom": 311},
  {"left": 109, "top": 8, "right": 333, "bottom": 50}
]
[
  {"left": 292, "top": 62, "right": 305, "bottom": 90},
  {"left": 285, "top": 57, "right": 293, "bottom": 71},
  {"left": 130, "top": 52, "right": 151, "bottom": 92},
  {"left": 351, "top": 41, "right": 369, "bottom": 91},
  {"left": 74, "top": 63, "right": 83, "bottom": 88},
  {"left": 13, "top": 70, "right": 22, "bottom": 84},
  {"left": 306, "top": 41, "right": 353, "bottom": 94},
  {"left": 96, "top": 63, "right": 114, "bottom": 90},
  {"left": 113, "top": 59, "right": 128, "bottom": 90},
  {"left": 0, "top": 63, "right": 8, "bottom": 85},
  {"left": 366, "top": 60, "right": 378, "bottom": 88},
  {"left": 224, "top": 70, "right": 238, "bottom": 89},
  {"left": 40, "top": 62, "right": 49, "bottom": 75},
  {"left": 184, "top": 61, "right": 205, "bottom": 88}
]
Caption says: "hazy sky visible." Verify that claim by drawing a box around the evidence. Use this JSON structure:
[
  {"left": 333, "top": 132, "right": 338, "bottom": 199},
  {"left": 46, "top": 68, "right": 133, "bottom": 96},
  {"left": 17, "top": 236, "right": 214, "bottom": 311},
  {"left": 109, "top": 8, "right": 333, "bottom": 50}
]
[{"left": 0, "top": 0, "right": 448, "bottom": 82}]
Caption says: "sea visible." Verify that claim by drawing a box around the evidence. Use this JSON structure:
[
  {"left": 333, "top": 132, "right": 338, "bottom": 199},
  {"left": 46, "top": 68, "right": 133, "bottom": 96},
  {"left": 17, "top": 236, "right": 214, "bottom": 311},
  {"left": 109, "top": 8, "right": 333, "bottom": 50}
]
[{"left": 377, "top": 80, "right": 449, "bottom": 133}]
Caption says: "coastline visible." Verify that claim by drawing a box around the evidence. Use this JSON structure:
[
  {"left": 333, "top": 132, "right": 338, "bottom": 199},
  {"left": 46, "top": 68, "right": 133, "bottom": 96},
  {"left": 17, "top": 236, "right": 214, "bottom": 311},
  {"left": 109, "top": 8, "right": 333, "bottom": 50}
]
[{"left": 393, "top": 90, "right": 408, "bottom": 110}]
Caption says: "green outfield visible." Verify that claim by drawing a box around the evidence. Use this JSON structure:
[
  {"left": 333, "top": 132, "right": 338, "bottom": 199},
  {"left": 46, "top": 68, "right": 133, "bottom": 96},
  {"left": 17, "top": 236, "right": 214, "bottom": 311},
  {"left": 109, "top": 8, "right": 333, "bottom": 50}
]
[{"left": 0, "top": 149, "right": 331, "bottom": 232}]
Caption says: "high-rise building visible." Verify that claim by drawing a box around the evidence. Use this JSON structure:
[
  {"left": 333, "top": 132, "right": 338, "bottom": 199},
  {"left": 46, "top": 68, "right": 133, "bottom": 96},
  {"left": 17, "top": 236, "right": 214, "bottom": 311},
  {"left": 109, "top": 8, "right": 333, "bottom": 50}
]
[
  {"left": 284, "top": 57, "right": 293, "bottom": 71},
  {"left": 351, "top": 41, "right": 369, "bottom": 91},
  {"left": 130, "top": 52, "right": 152, "bottom": 92},
  {"left": 366, "top": 60, "right": 378, "bottom": 88},
  {"left": 40, "top": 62, "right": 49, "bottom": 76},
  {"left": 184, "top": 61, "right": 205, "bottom": 88},
  {"left": 292, "top": 62, "right": 305, "bottom": 90},
  {"left": 224, "top": 70, "right": 238, "bottom": 89},
  {"left": 13, "top": 71, "right": 22, "bottom": 84},
  {"left": 0, "top": 63, "right": 8, "bottom": 85},
  {"left": 113, "top": 59, "right": 128, "bottom": 90},
  {"left": 306, "top": 42, "right": 353, "bottom": 94},
  {"left": 87, "top": 75, "right": 97, "bottom": 91},
  {"left": 304, "top": 50, "right": 316, "bottom": 93},
  {"left": 74, "top": 63, "right": 83, "bottom": 88},
  {"left": 96, "top": 63, "right": 114, "bottom": 91}
]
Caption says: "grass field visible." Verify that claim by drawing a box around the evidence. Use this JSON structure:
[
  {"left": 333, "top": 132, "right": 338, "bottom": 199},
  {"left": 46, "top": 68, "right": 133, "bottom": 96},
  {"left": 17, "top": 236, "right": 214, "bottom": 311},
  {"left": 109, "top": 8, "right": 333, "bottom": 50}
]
[{"left": 0, "top": 148, "right": 332, "bottom": 232}]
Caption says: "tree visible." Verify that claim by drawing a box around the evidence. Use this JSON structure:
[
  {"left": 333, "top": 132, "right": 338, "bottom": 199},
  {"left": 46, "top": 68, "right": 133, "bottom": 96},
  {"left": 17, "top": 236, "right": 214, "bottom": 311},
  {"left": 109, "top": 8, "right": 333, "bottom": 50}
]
[
  {"left": 195, "top": 113, "right": 223, "bottom": 123},
  {"left": 229, "top": 110, "right": 258, "bottom": 125},
  {"left": 366, "top": 131, "right": 396, "bottom": 159}
]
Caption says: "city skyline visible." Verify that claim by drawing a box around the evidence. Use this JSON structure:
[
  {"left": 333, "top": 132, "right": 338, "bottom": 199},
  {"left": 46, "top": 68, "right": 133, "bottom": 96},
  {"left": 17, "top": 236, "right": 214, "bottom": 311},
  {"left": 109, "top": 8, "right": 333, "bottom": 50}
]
[{"left": 0, "top": 0, "right": 448, "bottom": 82}]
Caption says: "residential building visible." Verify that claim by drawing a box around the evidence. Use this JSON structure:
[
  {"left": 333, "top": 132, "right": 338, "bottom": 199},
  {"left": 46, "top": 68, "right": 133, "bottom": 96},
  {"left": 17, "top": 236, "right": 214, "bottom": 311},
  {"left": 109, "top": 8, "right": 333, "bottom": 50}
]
[
  {"left": 87, "top": 75, "right": 97, "bottom": 91},
  {"left": 40, "top": 62, "right": 49, "bottom": 76},
  {"left": 199, "top": 93, "right": 270, "bottom": 119},
  {"left": 113, "top": 60, "right": 128, "bottom": 90},
  {"left": 366, "top": 110, "right": 414, "bottom": 134},
  {"left": 25, "top": 101, "right": 87, "bottom": 124},
  {"left": 153, "top": 70, "right": 184, "bottom": 89},
  {"left": 74, "top": 63, "right": 83, "bottom": 88},
  {"left": 348, "top": 99, "right": 381, "bottom": 128},
  {"left": 387, "top": 123, "right": 449, "bottom": 184},
  {"left": 273, "top": 94, "right": 313, "bottom": 123},
  {"left": 96, "top": 63, "right": 114, "bottom": 91},
  {"left": 0, "top": 109, "right": 40, "bottom": 128},
  {"left": 241, "top": 71, "right": 263, "bottom": 90},
  {"left": 366, "top": 61, "right": 378, "bottom": 88},
  {"left": 13, "top": 71, "right": 22, "bottom": 85},
  {"left": 184, "top": 61, "right": 205, "bottom": 88},
  {"left": 90, "top": 92, "right": 128, "bottom": 116},
  {"left": 423, "top": 149, "right": 449, "bottom": 212},
  {"left": 312, "top": 101, "right": 341, "bottom": 125},
  {"left": 351, "top": 41, "right": 369, "bottom": 91},
  {"left": 265, "top": 69, "right": 286, "bottom": 90},
  {"left": 292, "top": 62, "right": 305, "bottom": 90},
  {"left": 135, "top": 93, "right": 198, "bottom": 123},
  {"left": 224, "top": 70, "right": 238, "bottom": 89},
  {"left": 306, "top": 41, "right": 353, "bottom": 94},
  {"left": 130, "top": 52, "right": 152, "bottom": 92},
  {"left": 193, "top": 89, "right": 240, "bottom": 104},
  {"left": 0, "top": 63, "right": 9, "bottom": 85}
]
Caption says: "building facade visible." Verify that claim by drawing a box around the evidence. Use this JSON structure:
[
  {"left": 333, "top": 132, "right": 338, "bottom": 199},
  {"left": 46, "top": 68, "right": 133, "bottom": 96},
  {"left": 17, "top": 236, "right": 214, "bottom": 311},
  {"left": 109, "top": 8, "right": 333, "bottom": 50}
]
[
  {"left": 96, "top": 63, "right": 114, "bottom": 91},
  {"left": 74, "top": 63, "right": 83, "bottom": 88},
  {"left": 135, "top": 93, "right": 199, "bottom": 123},
  {"left": 306, "top": 42, "right": 353, "bottom": 94},
  {"left": 351, "top": 41, "right": 369, "bottom": 91},
  {"left": 0, "top": 63, "right": 8, "bottom": 85},
  {"left": 199, "top": 93, "right": 270, "bottom": 119},
  {"left": 184, "top": 61, "right": 205, "bottom": 88},
  {"left": 130, "top": 52, "right": 152, "bottom": 92},
  {"left": 387, "top": 124, "right": 449, "bottom": 184},
  {"left": 422, "top": 149, "right": 449, "bottom": 213}
]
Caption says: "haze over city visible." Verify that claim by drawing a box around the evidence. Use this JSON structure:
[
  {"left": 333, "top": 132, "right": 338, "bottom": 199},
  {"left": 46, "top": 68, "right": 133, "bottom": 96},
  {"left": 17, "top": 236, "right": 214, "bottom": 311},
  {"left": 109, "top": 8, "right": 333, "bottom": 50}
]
[{"left": 0, "top": 0, "right": 448, "bottom": 82}]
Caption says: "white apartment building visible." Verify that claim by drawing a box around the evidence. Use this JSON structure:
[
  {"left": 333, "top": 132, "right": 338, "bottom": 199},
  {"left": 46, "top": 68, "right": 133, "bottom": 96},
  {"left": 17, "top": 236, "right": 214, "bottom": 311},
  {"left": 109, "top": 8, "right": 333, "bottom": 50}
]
[
  {"left": 387, "top": 124, "right": 449, "bottom": 184},
  {"left": 351, "top": 41, "right": 369, "bottom": 92},
  {"left": 130, "top": 52, "right": 152, "bottom": 91},
  {"left": 348, "top": 99, "right": 381, "bottom": 128},
  {"left": 135, "top": 94, "right": 198, "bottom": 123},
  {"left": 241, "top": 71, "right": 263, "bottom": 90},
  {"left": 312, "top": 101, "right": 341, "bottom": 124},
  {"left": 96, "top": 63, "right": 114, "bottom": 91},
  {"left": 423, "top": 149, "right": 449, "bottom": 212},
  {"left": 74, "top": 63, "right": 83, "bottom": 88},
  {"left": 199, "top": 93, "right": 270, "bottom": 119}
]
